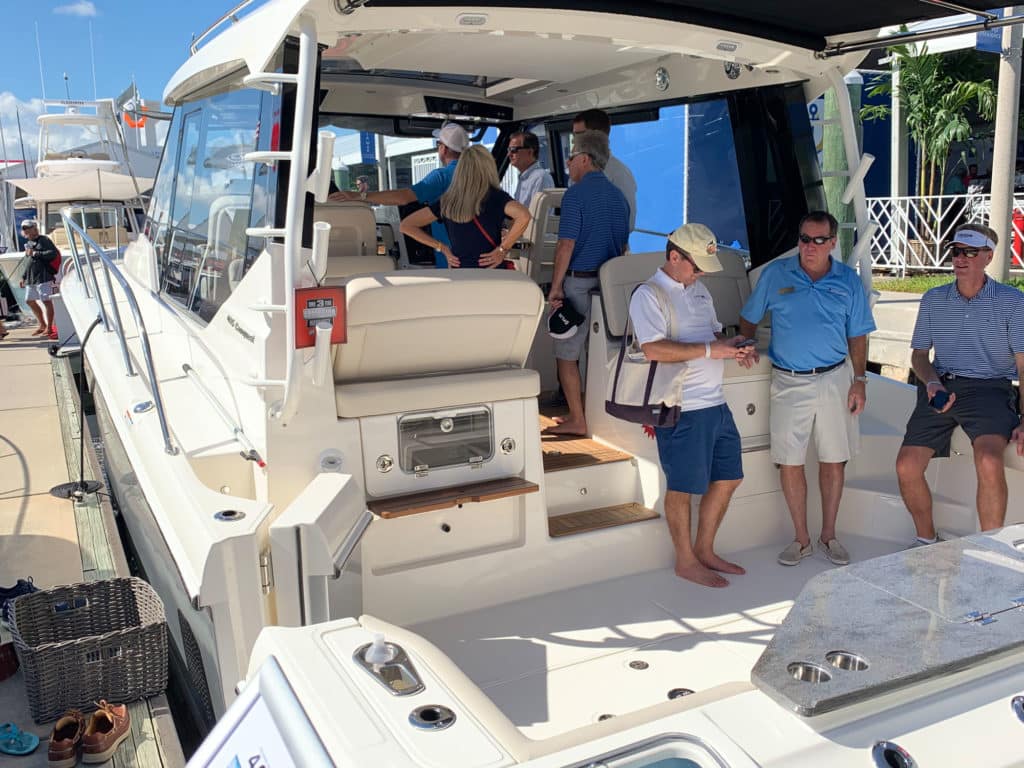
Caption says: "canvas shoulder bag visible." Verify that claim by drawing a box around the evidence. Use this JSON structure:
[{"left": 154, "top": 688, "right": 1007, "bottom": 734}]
[{"left": 605, "top": 279, "right": 688, "bottom": 427}]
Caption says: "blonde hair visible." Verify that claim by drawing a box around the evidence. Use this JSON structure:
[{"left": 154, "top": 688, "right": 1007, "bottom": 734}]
[{"left": 440, "top": 145, "right": 500, "bottom": 223}]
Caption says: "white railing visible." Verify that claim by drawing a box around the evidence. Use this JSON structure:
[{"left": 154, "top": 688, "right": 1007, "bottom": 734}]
[{"left": 867, "top": 193, "right": 1024, "bottom": 274}]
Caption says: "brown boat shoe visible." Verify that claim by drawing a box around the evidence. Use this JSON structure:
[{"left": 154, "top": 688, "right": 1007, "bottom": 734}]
[
  {"left": 81, "top": 701, "right": 130, "bottom": 764},
  {"left": 47, "top": 709, "right": 85, "bottom": 768}
]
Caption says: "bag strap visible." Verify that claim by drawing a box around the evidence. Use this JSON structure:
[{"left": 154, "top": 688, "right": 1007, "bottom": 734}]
[
  {"left": 624, "top": 278, "right": 676, "bottom": 352},
  {"left": 472, "top": 216, "right": 497, "bottom": 248}
]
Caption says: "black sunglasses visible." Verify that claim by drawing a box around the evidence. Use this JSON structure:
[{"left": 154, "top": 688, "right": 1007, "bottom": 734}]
[
  {"left": 950, "top": 246, "right": 988, "bottom": 259},
  {"left": 798, "top": 233, "right": 833, "bottom": 245}
]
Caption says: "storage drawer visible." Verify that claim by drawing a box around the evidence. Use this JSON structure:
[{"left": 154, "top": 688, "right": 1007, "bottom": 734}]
[{"left": 723, "top": 377, "right": 770, "bottom": 450}]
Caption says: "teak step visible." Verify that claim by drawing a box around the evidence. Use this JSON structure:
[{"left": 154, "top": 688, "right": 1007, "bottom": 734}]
[
  {"left": 548, "top": 502, "right": 660, "bottom": 538},
  {"left": 540, "top": 414, "right": 633, "bottom": 473},
  {"left": 368, "top": 476, "right": 539, "bottom": 519}
]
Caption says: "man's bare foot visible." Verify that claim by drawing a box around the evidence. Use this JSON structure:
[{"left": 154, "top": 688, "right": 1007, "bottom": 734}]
[
  {"left": 542, "top": 419, "right": 587, "bottom": 437},
  {"left": 697, "top": 552, "right": 745, "bottom": 575},
  {"left": 675, "top": 560, "right": 729, "bottom": 588},
  {"left": 31, "top": 328, "right": 47, "bottom": 336}
]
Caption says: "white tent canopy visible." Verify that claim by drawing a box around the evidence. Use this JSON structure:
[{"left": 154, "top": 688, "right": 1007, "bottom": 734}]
[{"left": 6, "top": 170, "right": 154, "bottom": 202}]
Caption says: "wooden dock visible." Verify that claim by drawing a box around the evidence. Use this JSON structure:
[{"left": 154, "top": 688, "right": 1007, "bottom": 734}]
[{"left": 0, "top": 323, "right": 184, "bottom": 768}]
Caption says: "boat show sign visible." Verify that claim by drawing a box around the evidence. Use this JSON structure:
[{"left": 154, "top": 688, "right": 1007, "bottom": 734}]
[{"left": 360, "top": 131, "right": 376, "bottom": 165}]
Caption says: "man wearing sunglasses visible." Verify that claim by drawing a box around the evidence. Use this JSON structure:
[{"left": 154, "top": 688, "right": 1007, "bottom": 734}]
[
  {"left": 508, "top": 131, "right": 554, "bottom": 207},
  {"left": 896, "top": 224, "right": 1024, "bottom": 547},
  {"left": 738, "top": 210, "right": 875, "bottom": 567}
]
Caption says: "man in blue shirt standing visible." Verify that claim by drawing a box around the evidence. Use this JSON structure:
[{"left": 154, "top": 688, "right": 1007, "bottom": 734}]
[
  {"left": 331, "top": 123, "right": 469, "bottom": 267},
  {"left": 508, "top": 131, "right": 554, "bottom": 207},
  {"left": 739, "top": 211, "right": 876, "bottom": 567},
  {"left": 897, "top": 223, "right": 1024, "bottom": 546},
  {"left": 545, "top": 130, "right": 630, "bottom": 437}
]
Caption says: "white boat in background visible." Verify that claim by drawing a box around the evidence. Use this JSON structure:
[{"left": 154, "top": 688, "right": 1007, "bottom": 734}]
[
  {"left": 51, "top": 1, "right": 1024, "bottom": 766},
  {"left": 1, "top": 99, "right": 155, "bottom": 322}
]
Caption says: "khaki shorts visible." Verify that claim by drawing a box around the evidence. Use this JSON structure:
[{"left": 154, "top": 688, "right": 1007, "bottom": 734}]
[{"left": 770, "top": 361, "right": 859, "bottom": 465}]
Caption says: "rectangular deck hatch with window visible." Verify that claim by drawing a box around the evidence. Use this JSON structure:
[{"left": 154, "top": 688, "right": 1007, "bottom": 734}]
[{"left": 398, "top": 408, "right": 493, "bottom": 474}]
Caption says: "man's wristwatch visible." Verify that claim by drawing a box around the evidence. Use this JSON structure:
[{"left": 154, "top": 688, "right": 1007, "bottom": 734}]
[{"left": 854, "top": 375, "right": 868, "bottom": 383}]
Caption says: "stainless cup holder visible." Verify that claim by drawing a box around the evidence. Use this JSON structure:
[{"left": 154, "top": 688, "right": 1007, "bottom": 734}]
[
  {"left": 409, "top": 704, "right": 456, "bottom": 730},
  {"left": 826, "top": 650, "right": 869, "bottom": 671},
  {"left": 788, "top": 661, "right": 832, "bottom": 683}
]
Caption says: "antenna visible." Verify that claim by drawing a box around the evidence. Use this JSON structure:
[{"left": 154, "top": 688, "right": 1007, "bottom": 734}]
[
  {"left": 63, "top": 73, "right": 71, "bottom": 100},
  {"left": 34, "top": 23, "right": 46, "bottom": 100},
  {"left": 89, "top": 22, "right": 98, "bottom": 101},
  {"left": 15, "top": 108, "right": 32, "bottom": 177}
]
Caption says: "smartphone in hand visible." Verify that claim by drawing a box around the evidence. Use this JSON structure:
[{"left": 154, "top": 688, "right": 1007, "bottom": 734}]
[{"left": 929, "top": 390, "right": 950, "bottom": 411}]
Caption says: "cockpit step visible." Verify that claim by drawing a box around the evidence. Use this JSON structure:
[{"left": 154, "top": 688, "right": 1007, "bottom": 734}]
[
  {"left": 548, "top": 502, "right": 659, "bottom": 538},
  {"left": 366, "top": 476, "right": 539, "bottom": 518}
]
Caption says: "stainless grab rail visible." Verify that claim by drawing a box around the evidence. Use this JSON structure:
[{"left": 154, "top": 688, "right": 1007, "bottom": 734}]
[
  {"left": 62, "top": 210, "right": 178, "bottom": 456},
  {"left": 190, "top": 0, "right": 263, "bottom": 54},
  {"left": 181, "top": 363, "right": 265, "bottom": 467}
]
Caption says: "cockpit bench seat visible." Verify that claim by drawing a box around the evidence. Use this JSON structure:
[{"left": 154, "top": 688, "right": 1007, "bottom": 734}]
[
  {"left": 333, "top": 270, "right": 545, "bottom": 418},
  {"left": 335, "top": 368, "right": 539, "bottom": 418}
]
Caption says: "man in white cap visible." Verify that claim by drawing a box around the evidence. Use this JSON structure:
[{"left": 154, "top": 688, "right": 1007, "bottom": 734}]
[
  {"left": 896, "top": 222, "right": 1024, "bottom": 545},
  {"left": 331, "top": 123, "right": 470, "bottom": 267},
  {"left": 628, "top": 223, "right": 754, "bottom": 587}
]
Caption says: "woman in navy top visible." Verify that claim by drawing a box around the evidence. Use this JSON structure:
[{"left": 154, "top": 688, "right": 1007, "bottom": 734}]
[{"left": 401, "top": 145, "right": 531, "bottom": 268}]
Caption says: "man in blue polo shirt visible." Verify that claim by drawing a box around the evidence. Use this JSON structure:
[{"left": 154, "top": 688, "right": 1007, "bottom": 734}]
[
  {"left": 897, "top": 223, "right": 1024, "bottom": 546},
  {"left": 331, "top": 123, "right": 469, "bottom": 267},
  {"left": 545, "top": 130, "right": 630, "bottom": 437},
  {"left": 739, "top": 210, "right": 875, "bottom": 567}
]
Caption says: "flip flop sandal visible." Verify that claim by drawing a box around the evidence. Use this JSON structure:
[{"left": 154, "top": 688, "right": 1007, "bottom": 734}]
[{"left": 0, "top": 722, "right": 40, "bottom": 755}]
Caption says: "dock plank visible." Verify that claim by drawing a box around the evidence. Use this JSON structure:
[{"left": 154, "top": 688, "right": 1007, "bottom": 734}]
[{"left": 50, "top": 356, "right": 182, "bottom": 768}]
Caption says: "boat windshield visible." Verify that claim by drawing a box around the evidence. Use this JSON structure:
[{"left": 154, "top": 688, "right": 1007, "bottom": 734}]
[{"left": 41, "top": 121, "right": 109, "bottom": 160}]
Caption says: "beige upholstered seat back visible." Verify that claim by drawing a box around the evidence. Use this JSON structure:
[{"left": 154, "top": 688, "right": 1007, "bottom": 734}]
[
  {"left": 599, "top": 247, "right": 751, "bottom": 338},
  {"left": 519, "top": 188, "right": 564, "bottom": 283},
  {"left": 314, "top": 201, "right": 377, "bottom": 257},
  {"left": 333, "top": 270, "right": 545, "bottom": 383}
]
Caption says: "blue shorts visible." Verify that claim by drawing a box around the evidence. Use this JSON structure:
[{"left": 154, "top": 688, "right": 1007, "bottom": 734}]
[{"left": 654, "top": 404, "right": 743, "bottom": 494}]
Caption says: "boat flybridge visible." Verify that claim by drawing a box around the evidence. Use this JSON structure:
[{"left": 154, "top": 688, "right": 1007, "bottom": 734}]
[{"left": 54, "top": 1, "right": 1024, "bottom": 765}]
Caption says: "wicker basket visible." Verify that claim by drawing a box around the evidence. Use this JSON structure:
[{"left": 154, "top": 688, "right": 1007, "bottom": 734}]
[{"left": 10, "top": 577, "right": 168, "bottom": 723}]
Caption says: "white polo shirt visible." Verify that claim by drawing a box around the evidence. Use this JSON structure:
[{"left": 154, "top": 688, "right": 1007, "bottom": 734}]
[{"left": 628, "top": 267, "right": 725, "bottom": 412}]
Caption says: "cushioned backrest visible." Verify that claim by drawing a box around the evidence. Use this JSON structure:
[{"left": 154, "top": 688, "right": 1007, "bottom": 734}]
[
  {"left": 522, "top": 188, "right": 564, "bottom": 245},
  {"left": 520, "top": 188, "right": 564, "bottom": 283},
  {"left": 599, "top": 247, "right": 751, "bottom": 338},
  {"left": 334, "top": 270, "right": 545, "bottom": 383},
  {"left": 313, "top": 201, "right": 378, "bottom": 258}
]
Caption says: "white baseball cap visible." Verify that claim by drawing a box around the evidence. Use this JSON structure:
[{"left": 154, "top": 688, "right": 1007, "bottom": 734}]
[
  {"left": 432, "top": 123, "right": 470, "bottom": 153},
  {"left": 951, "top": 228, "right": 996, "bottom": 250}
]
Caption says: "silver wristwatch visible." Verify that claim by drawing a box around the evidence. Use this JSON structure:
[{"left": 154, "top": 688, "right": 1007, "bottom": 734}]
[{"left": 854, "top": 375, "right": 868, "bottom": 383}]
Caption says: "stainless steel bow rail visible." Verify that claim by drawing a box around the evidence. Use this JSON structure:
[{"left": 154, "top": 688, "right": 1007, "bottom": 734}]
[{"left": 61, "top": 209, "right": 178, "bottom": 456}]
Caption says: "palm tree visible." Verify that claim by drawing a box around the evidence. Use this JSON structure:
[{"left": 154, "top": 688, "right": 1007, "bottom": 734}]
[{"left": 862, "top": 42, "right": 995, "bottom": 197}]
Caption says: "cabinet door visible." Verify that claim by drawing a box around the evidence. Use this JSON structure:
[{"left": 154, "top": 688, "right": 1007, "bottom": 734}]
[{"left": 723, "top": 378, "right": 770, "bottom": 451}]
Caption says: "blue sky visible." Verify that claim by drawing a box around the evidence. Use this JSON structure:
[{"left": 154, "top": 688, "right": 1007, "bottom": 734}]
[{"left": 1, "top": 0, "right": 223, "bottom": 161}]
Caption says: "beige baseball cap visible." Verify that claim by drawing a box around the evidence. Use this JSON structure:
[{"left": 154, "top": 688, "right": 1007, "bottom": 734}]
[{"left": 668, "top": 223, "right": 723, "bottom": 272}]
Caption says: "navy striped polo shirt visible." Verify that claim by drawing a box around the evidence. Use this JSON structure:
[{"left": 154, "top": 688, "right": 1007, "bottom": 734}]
[
  {"left": 558, "top": 170, "right": 630, "bottom": 271},
  {"left": 911, "top": 277, "right": 1024, "bottom": 380}
]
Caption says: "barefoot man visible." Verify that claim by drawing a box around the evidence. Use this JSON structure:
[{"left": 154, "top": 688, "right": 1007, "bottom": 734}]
[{"left": 629, "top": 224, "right": 754, "bottom": 587}]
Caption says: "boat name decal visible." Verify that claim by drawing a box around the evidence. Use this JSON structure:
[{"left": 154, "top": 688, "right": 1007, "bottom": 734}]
[{"left": 226, "top": 315, "right": 255, "bottom": 344}]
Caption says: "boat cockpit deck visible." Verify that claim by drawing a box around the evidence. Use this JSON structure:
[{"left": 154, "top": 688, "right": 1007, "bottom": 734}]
[{"left": 410, "top": 535, "right": 904, "bottom": 740}]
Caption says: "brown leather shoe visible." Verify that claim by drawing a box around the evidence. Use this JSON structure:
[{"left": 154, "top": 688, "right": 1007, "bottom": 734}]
[
  {"left": 81, "top": 701, "right": 130, "bottom": 764},
  {"left": 47, "top": 709, "right": 85, "bottom": 768}
]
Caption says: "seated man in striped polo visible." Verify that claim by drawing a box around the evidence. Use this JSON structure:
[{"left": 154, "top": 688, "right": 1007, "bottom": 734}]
[{"left": 896, "top": 223, "right": 1024, "bottom": 546}]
